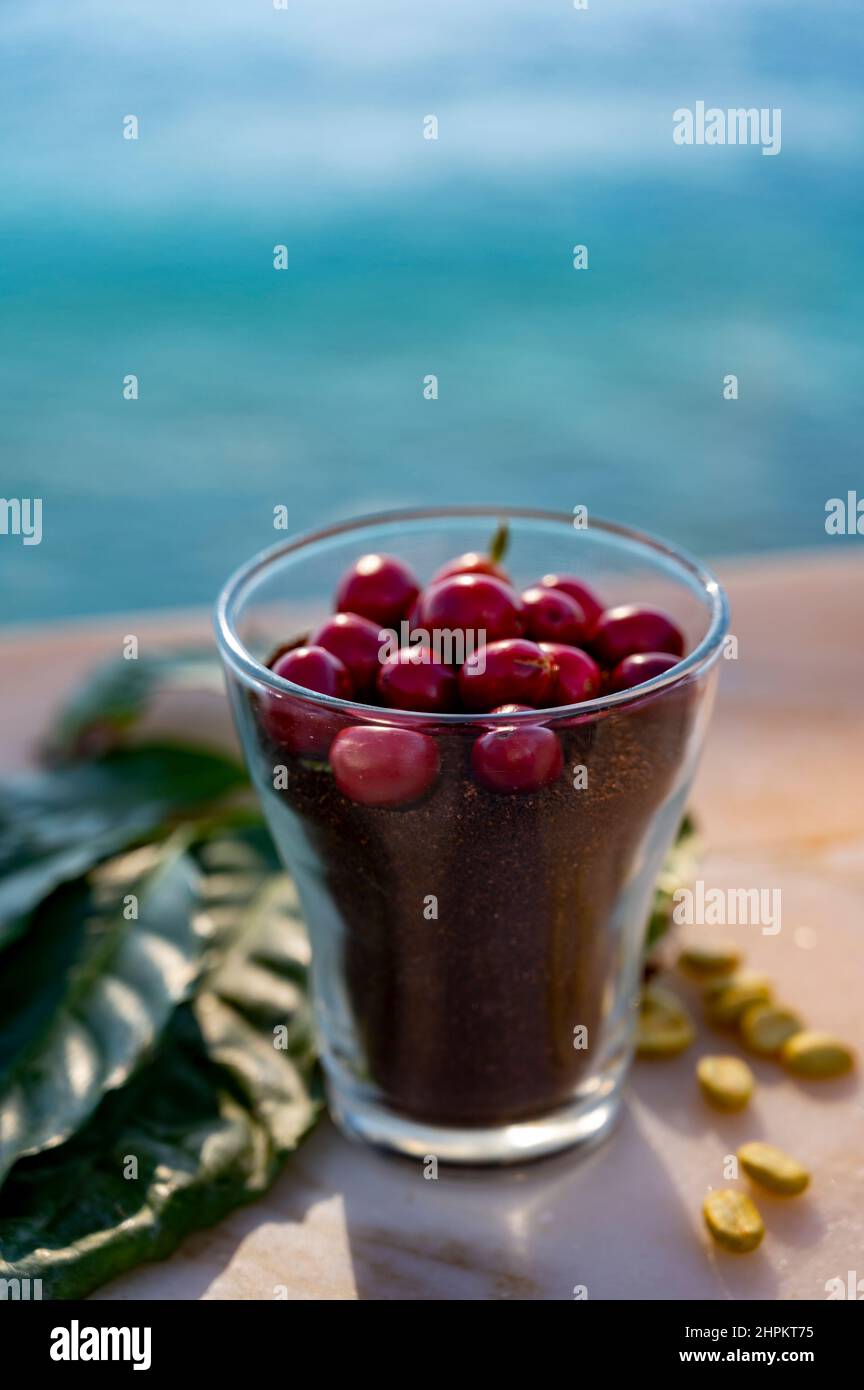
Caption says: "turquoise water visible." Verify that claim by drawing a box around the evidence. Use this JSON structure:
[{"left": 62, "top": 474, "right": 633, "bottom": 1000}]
[{"left": 2, "top": 0, "right": 862, "bottom": 623}]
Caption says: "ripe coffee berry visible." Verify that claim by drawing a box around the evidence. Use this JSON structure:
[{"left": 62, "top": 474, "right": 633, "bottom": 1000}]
[
  {"left": 262, "top": 647, "right": 352, "bottom": 756},
  {"left": 591, "top": 605, "right": 684, "bottom": 667},
  {"left": 538, "top": 643, "right": 602, "bottom": 705},
  {"left": 609, "top": 651, "right": 679, "bottom": 693},
  {"left": 311, "top": 612, "right": 385, "bottom": 695},
  {"left": 537, "top": 574, "right": 604, "bottom": 630},
  {"left": 431, "top": 551, "right": 510, "bottom": 585},
  {"left": 334, "top": 554, "right": 419, "bottom": 628},
  {"left": 377, "top": 647, "right": 458, "bottom": 713},
  {"left": 471, "top": 725, "right": 563, "bottom": 794},
  {"left": 272, "top": 645, "right": 353, "bottom": 699},
  {"left": 521, "top": 585, "right": 587, "bottom": 644},
  {"left": 419, "top": 574, "right": 525, "bottom": 646},
  {"left": 331, "top": 725, "right": 439, "bottom": 807},
  {"left": 459, "top": 639, "right": 554, "bottom": 710}
]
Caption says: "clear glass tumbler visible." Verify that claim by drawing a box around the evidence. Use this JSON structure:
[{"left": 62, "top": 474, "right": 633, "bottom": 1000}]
[{"left": 215, "top": 507, "right": 728, "bottom": 1163}]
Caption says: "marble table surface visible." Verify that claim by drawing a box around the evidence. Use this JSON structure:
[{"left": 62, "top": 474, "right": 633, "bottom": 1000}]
[{"left": 1, "top": 551, "right": 862, "bottom": 1300}]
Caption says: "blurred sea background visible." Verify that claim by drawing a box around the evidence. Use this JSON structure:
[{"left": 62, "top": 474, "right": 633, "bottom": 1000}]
[{"left": 1, "top": 0, "right": 862, "bottom": 624}]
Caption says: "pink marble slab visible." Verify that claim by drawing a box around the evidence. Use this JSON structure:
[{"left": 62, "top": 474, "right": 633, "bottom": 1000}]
[{"left": 2, "top": 551, "right": 862, "bottom": 1300}]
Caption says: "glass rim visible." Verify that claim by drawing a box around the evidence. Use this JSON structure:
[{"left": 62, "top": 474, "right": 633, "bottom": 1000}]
[{"left": 214, "top": 505, "right": 730, "bottom": 724}]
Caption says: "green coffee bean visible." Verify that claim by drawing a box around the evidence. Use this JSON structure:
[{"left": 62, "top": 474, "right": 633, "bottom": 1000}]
[
  {"left": 702, "top": 968, "right": 769, "bottom": 1004},
  {"left": 678, "top": 943, "right": 742, "bottom": 979},
  {"left": 704, "top": 972, "right": 772, "bottom": 1026},
  {"left": 703, "top": 1188, "right": 765, "bottom": 1253},
  {"left": 781, "top": 1030, "right": 855, "bottom": 1079},
  {"left": 636, "top": 985, "right": 695, "bottom": 1058},
  {"left": 740, "top": 1003, "right": 803, "bottom": 1057},
  {"left": 701, "top": 973, "right": 737, "bottom": 1003},
  {"left": 738, "top": 1141, "right": 810, "bottom": 1196},
  {"left": 697, "top": 1054, "right": 755, "bottom": 1110}
]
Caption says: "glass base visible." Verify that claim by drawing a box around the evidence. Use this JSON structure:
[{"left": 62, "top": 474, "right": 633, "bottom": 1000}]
[{"left": 326, "top": 1068, "right": 626, "bottom": 1166}]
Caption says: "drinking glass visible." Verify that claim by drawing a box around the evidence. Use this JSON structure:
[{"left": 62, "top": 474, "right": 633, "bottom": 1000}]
[{"left": 215, "top": 507, "right": 728, "bottom": 1163}]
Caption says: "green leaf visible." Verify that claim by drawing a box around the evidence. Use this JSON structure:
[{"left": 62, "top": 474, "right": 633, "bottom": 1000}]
[
  {"left": 488, "top": 520, "right": 510, "bottom": 566},
  {"left": 49, "top": 650, "right": 224, "bottom": 759},
  {"left": 0, "top": 829, "right": 320, "bottom": 1300},
  {"left": 0, "top": 915, "right": 29, "bottom": 954},
  {"left": 0, "top": 744, "right": 247, "bottom": 948},
  {"left": 0, "top": 837, "right": 205, "bottom": 1189}
]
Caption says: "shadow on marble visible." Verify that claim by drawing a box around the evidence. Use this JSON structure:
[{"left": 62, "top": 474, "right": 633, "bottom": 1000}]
[{"left": 325, "top": 1102, "right": 783, "bottom": 1300}]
